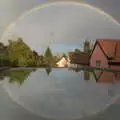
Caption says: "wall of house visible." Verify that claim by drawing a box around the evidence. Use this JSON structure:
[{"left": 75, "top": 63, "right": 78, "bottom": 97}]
[
  {"left": 90, "top": 44, "right": 108, "bottom": 68},
  {"left": 56, "top": 57, "right": 68, "bottom": 67}
]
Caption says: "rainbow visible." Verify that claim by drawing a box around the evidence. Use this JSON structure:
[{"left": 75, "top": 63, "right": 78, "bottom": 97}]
[{"left": 1, "top": 1, "right": 120, "bottom": 42}]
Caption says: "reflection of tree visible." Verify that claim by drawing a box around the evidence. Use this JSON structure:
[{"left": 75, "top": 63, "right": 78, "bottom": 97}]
[
  {"left": 0, "top": 70, "right": 9, "bottom": 80},
  {"left": 8, "top": 70, "right": 33, "bottom": 85},
  {"left": 45, "top": 66, "right": 52, "bottom": 76}
]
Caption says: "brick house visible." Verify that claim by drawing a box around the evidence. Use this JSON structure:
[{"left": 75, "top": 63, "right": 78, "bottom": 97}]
[{"left": 90, "top": 39, "right": 120, "bottom": 70}]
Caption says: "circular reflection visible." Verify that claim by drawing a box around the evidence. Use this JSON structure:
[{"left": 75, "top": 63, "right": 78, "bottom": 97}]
[
  {"left": 2, "top": 69, "right": 120, "bottom": 119},
  {"left": 1, "top": 1, "right": 120, "bottom": 119}
]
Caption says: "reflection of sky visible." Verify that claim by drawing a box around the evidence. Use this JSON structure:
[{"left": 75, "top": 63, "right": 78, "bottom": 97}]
[{"left": 2, "top": 69, "right": 119, "bottom": 119}]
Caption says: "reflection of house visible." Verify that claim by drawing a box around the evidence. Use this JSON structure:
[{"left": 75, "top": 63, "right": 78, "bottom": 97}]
[
  {"left": 90, "top": 39, "right": 120, "bottom": 70},
  {"left": 56, "top": 57, "right": 68, "bottom": 68},
  {"left": 94, "top": 71, "right": 120, "bottom": 83},
  {"left": 68, "top": 52, "right": 89, "bottom": 65},
  {"left": 84, "top": 71, "right": 90, "bottom": 81}
]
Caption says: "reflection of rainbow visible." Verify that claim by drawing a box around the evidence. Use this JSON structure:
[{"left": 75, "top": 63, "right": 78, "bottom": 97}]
[
  {"left": 1, "top": 78, "right": 47, "bottom": 118},
  {"left": 1, "top": 1, "right": 120, "bottom": 42},
  {"left": 2, "top": 78, "right": 120, "bottom": 119}
]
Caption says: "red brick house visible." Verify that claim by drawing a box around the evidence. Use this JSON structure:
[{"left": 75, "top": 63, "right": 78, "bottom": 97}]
[{"left": 90, "top": 39, "right": 120, "bottom": 70}]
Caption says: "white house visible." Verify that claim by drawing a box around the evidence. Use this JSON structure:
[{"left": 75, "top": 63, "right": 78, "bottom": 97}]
[{"left": 56, "top": 57, "right": 68, "bottom": 68}]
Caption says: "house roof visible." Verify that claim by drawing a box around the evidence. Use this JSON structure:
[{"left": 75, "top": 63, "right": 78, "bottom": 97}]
[
  {"left": 90, "top": 39, "right": 120, "bottom": 60},
  {"left": 68, "top": 52, "right": 89, "bottom": 65}
]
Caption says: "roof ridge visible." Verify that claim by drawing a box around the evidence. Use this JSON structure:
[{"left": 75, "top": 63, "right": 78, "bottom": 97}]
[
  {"left": 98, "top": 40, "right": 108, "bottom": 57},
  {"left": 97, "top": 40, "right": 119, "bottom": 58}
]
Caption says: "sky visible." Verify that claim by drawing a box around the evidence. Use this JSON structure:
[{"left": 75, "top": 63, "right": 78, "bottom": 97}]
[
  {"left": 0, "top": 0, "right": 120, "bottom": 54},
  {"left": 0, "top": 0, "right": 120, "bottom": 37}
]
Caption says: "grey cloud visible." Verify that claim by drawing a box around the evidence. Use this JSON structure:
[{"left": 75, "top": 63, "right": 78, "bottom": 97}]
[
  {"left": 0, "top": 0, "right": 120, "bottom": 40},
  {"left": 1, "top": 3, "right": 120, "bottom": 53}
]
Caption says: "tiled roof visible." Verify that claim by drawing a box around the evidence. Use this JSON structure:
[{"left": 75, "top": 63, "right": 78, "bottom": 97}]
[
  {"left": 97, "top": 39, "right": 120, "bottom": 58},
  {"left": 68, "top": 52, "right": 89, "bottom": 65}
]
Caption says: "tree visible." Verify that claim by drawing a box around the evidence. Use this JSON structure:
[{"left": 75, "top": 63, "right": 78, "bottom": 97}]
[
  {"left": 33, "top": 50, "right": 39, "bottom": 58},
  {"left": 0, "top": 43, "right": 10, "bottom": 66},
  {"left": 8, "top": 37, "right": 33, "bottom": 67},
  {"left": 38, "top": 55, "right": 45, "bottom": 66},
  {"left": 62, "top": 53, "right": 67, "bottom": 57},
  {"left": 8, "top": 70, "right": 33, "bottom": 85},
  {"left": 44, "top": 46, "right": 53, "bottom": 58},
  {"left": 44, "top": 46, "right": 53, "bottom": 66},
  {"left": 74, "top": 48, "right": 81, "bottom": 52},
  {"left": 84, "top": 40, "right": 91, "bottom": 53},
  {"left": 0, "top": 42, "right": 4, "bottom": 48}
]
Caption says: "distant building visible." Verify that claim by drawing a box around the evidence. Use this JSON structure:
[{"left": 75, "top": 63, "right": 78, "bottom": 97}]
[
  {"left": 68, "top": 52, "right": 89, "bottom": 65},
  {"left": 90, "top": 39, "right": 120, "bottom": 70},
  {"left": 56, "top": 57, "right": 68, "bottom": 68},
  {"left": 67, "top": 40, "right": 91, "bottom": 66}
]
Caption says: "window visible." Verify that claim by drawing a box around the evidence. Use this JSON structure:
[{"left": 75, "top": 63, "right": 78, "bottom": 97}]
[{"left": 96, "top": 60, "right": 101, "bottom": 66}]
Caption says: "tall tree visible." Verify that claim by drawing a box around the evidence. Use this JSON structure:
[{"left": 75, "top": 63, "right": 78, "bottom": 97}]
[
  {"left": 84, "top": 40, "right": 91, "bottom": 53},
  {"left": 44, "top": 46, "right": 53, "bottom": 58},
  {"left": 44, "top": 46, "right": 53, "bottom": 66}
]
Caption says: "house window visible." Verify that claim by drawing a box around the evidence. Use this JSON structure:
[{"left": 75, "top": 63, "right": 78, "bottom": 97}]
[{"left": 96, "top": 60, "right": 101, "bottom": 66}]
